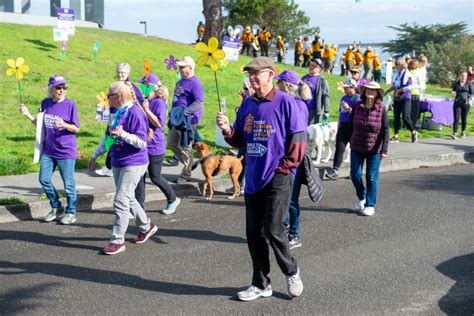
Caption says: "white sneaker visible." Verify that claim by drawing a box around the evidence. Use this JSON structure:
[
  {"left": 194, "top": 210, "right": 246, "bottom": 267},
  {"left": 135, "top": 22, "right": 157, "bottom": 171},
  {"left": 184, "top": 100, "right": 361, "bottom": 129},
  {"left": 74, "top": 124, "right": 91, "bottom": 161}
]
[
  {"left": 237, "top": 285, "right": 272, "bottom": 301},
  {"left": 95, "top": 166, "right": 113, "bottom": 177},
  {"left": 361, "top": 206, "right": 375, "bottom": 216},
  {"left": 353, "top": 199, "right": 365, "bottom": 213},
  {"left": 161, "top": 197, "right": 181, "bottom": 215},
  {"left": 287, "top": 267, "right": 303, "bottom": 297}
]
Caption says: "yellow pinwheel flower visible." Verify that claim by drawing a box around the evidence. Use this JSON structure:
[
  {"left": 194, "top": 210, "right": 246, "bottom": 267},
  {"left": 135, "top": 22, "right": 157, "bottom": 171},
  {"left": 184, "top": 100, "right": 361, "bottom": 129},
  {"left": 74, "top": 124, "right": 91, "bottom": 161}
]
[
  {"left": 6, "top": 57, "right": 30, "bottom": 80},
  {"left": 195, "top": 37, "right": 226, "bottom": 72},
  {"left": 96, "top": 92, "right": 109, "bottom": 109}
]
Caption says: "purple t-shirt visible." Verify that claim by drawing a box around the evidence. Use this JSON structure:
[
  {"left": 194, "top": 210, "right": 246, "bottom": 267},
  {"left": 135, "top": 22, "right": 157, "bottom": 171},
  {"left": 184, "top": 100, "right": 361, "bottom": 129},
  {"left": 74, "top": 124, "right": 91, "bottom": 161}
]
[
  {"left": 172, "top": 76, "right": 204, "bottom": 124},
  {"left": 301, "top": 74, "right": 320, "bottom": 111},
  {"left": 339, "top": 93, "right": 361, "bottom": 123},
  {"left": 234, "top": 89, "right": 306, "bottom": 194},
  {"left": 147, "top": 98, "right": 168, "bottom": 156},
  {"left": 41, "top": 97, "right": 80, "bottom": 159},
  {"left": 110, "top": 105, "right": 149, "bottom": 168}
]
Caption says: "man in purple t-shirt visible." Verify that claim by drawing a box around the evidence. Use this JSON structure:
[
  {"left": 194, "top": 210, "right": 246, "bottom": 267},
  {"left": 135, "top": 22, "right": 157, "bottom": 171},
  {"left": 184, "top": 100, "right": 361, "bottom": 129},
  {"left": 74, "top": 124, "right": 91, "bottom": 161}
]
[
  {"left": 217, "top": 57, "right": 306, "bottom": 301},
  {"left": 168, "top": 56, "right": 205, "bottom": 183}
]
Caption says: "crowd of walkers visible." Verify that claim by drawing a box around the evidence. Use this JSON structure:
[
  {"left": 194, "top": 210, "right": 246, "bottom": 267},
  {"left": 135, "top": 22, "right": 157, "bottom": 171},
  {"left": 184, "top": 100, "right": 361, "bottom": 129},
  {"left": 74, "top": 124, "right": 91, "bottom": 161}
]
[{"left": 18, "top": 42, "right": 471, "bottom": 301}]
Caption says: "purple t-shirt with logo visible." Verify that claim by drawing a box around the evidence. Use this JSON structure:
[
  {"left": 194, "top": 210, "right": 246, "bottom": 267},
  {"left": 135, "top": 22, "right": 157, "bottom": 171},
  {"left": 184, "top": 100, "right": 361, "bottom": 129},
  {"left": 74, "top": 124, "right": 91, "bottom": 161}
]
[
  {"left": 172, "top": 76, "right": 204, "bottom": 124},
  {"left": 301, "top": 74, "right": 320, "bottom": 110},
  {"left": 234, "top": 89, "right": 306, "bottom": 194},
  {"left": 339, "top": 93, "right": 361, "bottom": 123},
  {"left": 110, "top": 105, "right": 149, "bottom": 168},
  {"left": 147, "top": 98, "right": 168, "bottom": 156},
  {"left": 41, "top": 97, "right": 80, "bottom": 159}
]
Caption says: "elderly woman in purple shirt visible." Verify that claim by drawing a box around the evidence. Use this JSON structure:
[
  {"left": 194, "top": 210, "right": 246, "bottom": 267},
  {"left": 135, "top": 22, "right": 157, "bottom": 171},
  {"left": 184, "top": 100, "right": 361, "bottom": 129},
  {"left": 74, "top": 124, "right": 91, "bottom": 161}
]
[
  {"left": 20, "top": 75, "right": 80, "bottom": 225},
  {"left": 349, "top": 82, "right": 389, "bottom": 217}
]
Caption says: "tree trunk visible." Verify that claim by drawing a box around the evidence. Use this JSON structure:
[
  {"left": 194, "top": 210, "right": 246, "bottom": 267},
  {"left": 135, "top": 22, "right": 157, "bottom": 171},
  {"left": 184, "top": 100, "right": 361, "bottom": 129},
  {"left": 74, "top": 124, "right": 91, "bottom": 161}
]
[{"left": 202, "top": 0, "right": 223, "bottom": 43}]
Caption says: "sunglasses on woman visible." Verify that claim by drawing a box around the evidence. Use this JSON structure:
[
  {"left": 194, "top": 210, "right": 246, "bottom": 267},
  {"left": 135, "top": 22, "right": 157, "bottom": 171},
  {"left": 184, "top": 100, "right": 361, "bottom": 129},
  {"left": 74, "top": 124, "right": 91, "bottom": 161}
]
[{"left": 55, "top": 86, "right": 67, "bottom": 91}]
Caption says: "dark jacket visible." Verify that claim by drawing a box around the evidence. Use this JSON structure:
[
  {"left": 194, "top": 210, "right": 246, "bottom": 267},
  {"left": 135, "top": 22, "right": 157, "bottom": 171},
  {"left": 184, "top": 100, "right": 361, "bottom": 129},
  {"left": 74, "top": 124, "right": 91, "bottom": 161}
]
[
  {"left": 350, "top": 101, "right": 389, "bottom": 155},
  {"left": 307, "top": 76, "right": 330, "bottom": 124},
  {"left": 300, "top": 152, "right": 325, "bottom": 204}
]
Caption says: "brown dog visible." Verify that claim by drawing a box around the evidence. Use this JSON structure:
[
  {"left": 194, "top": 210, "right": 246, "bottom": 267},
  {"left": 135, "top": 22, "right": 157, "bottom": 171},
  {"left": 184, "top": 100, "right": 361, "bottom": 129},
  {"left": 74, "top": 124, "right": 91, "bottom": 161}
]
[{"left": 193, "top": 141, "right": 243, "bottom": 200}]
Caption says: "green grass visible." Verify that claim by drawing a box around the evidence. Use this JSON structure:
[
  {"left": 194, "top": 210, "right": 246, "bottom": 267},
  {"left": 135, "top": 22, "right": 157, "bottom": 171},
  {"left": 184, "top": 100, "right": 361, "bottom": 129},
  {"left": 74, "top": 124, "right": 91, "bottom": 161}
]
[
  {"left": 0, "top": 22, "right": 471, "bottom": 175},
  {"left": 0, "top": 197, "right": 25, "bottom": 205}
]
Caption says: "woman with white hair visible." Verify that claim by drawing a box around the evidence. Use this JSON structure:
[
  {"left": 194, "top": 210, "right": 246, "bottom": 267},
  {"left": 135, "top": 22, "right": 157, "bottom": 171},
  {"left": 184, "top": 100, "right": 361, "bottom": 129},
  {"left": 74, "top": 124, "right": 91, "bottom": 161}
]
[{"left": 20, "top": 75, "right": 80, "bottom": 225}]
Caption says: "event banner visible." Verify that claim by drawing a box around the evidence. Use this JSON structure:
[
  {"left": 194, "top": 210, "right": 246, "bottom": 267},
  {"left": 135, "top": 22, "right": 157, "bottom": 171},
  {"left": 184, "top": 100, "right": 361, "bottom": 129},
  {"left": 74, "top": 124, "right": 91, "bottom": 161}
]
[
  {"left": 57, "top": 8, "right": 75, "bottom": 37},
  {"left": 222, "top": 36, "right": 240, "bottom": 62}
]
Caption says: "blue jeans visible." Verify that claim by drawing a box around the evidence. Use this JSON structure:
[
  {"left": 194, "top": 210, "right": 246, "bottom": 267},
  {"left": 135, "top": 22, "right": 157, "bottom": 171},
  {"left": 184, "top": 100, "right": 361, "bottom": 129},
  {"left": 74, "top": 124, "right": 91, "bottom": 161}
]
[
  {"left": 39, "top": 154, "right": 77, "bottom": 214},
  {"left": 283, "top": 164, "right": 304, "bottom": 237},
  {"left": 350, "top": 151, "right": 381, "bottom": 208}
]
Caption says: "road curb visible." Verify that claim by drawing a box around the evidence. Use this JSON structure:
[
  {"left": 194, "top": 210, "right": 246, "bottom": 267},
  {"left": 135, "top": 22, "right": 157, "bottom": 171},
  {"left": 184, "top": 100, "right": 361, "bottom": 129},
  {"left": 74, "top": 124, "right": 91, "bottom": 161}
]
[{"left": 1, "top": 151, "right": 472, "bottom": 224}]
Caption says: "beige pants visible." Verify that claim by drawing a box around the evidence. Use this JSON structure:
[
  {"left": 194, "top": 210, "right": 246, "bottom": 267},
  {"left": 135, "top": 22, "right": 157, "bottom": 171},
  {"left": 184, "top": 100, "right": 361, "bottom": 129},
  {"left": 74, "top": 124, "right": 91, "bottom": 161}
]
[{"left": 167, "top": 126, "right": 194, "bottom": 178}]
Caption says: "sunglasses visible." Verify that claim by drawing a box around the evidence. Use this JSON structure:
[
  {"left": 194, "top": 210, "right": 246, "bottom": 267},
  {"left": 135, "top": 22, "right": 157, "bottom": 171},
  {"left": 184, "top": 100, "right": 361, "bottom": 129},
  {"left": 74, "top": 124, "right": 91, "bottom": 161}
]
[
  {"left": 55, "top": 86, "right": 67, "bottom": 91},
  {"left": 107, "top": 93, "right": 118, "bottom": 98}
]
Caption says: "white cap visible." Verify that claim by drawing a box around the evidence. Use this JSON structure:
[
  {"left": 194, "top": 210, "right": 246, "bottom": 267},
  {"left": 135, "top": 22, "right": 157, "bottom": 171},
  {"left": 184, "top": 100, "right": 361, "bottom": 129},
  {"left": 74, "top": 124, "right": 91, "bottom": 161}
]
[{"left": 176, "top": 56, "right": 195, "bottom": 69}]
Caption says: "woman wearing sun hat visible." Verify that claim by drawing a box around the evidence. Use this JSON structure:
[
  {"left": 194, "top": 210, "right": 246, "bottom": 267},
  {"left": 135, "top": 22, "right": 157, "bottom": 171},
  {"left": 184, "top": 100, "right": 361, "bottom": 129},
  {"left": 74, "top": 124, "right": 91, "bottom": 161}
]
[
  {"left": 349, "top": 81, "right": 389, "bottom": 217},
  {"left": 20, "top": 75, "right": 80, "bottom": 225}
]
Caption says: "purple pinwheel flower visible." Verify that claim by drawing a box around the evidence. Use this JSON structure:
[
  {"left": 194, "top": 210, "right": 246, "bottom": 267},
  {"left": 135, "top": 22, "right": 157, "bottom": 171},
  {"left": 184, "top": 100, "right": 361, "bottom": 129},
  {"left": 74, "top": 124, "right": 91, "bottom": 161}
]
[{"left": 164, "top": 55, "right": 178, "bottom": 71}]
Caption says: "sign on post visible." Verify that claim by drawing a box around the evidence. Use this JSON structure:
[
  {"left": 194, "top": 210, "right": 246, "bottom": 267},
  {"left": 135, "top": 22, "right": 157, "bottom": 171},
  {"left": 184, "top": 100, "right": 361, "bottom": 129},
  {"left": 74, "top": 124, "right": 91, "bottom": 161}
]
[
  {"left": 222, "top": 36, "right": 240, "bottom": 62},
  {"left": 57, "top": 8, "right": 75, "bottom": 37}
]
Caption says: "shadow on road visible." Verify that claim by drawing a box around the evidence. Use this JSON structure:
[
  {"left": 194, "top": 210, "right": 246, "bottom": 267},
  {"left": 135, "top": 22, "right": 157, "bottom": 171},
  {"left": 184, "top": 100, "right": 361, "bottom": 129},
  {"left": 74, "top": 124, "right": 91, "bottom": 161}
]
[
  {"left": 0, "top": 260, "right": 239, "bottom": 297},
  {"left": 437, "top": 253, "right": 474, "bottom": 314},
  {"left": 403, "top": 172, "right": 474, "bottom": 197},
  {"left": 0, "top": 282, "right": 59, "bottom": 314}
]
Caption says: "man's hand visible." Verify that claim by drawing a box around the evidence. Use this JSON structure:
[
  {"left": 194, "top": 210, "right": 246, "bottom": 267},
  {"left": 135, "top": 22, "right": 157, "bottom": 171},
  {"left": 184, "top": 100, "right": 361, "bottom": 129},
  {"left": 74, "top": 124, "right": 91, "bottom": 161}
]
[
  {"left": 216, "top": 112, "right": 231, "bottom": 134},
  {"left": 88, "top": 158, "right": 96, "bottom": 170}
]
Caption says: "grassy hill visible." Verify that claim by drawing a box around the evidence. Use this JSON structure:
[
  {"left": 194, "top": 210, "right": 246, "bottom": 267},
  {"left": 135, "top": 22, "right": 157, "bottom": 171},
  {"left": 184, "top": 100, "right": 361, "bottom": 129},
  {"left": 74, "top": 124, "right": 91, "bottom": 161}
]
[{"left": 0, "top": 22, "right": 461, "bottom": 175}]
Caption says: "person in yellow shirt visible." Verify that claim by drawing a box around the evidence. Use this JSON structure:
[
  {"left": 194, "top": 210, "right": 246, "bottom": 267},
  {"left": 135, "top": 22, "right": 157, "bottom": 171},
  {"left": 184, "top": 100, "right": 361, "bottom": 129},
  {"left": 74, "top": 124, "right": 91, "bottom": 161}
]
[
  {"left": 196, "top": 21, "right": 205, "bottom": 43},
  {"left": 294, "top": 37, "right": 303, "bottom": 67},
  {"left": 302, "top": 36, "right": 312, "bottom": 67},
  {"left": 328, "top": 44, "right": 338, "bottom": 73},
  {"left": 257, "top": 26, "right": 271, "bottom": 57},
  {"left": 344, "top": 45, "right": 354, "bottom": 76},
  {"left": 276, "top": 35, "right": 285, "bottom": 63},
  {"left": 240, "top": 26, "right": 254, "bottom": 56},
  {"left": 363, "top": 46, "right": 374, "bottom": 80},
  {"left": 312, "top": 36, "right": 323, "bottom": 59},
  {"left": 373, "top": 53, "right": 382, "bottom": 82},
  {"left": 354, "top": 47, "right": 363, "bottom": 67}
]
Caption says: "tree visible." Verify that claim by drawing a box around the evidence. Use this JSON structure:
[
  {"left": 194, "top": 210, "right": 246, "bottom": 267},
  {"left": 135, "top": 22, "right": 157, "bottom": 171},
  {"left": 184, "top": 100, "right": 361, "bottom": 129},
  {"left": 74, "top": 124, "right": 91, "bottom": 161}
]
[
  {"left": 202, "top": 0, "right": 224, "bottom": 43},
  {"left": 222, "top": 0, "right": 317, "bottom": 44},
  {"left": 382, "top": 22, "right": 468, "bottom": 57},
  {"left": 426, "top": 35, "right": 474, "bottom": 87}
]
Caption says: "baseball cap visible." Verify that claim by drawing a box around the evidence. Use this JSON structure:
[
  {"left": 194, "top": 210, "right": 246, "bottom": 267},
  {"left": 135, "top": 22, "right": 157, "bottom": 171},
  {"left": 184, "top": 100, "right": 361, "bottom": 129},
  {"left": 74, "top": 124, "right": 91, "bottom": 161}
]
[
  {"left": 243, "top": 57, "right": 276, "bottom": 72},
  {"left": 343, "top": 78, "right": 358, "bottom": 88},
  {"left": 274, "top": 70, "right": 300, "bottom": 86},
  {"left": 176, "top": 56, "right": 196, "bottom": 69},
  {"left": 309, "top": 58, "right": 323, "bottom": 68},
  {"left": 350, "top": 67, "right": 361, "bottom": 73},
  {"left": 48, "top": 75, "right": 67, "bottom": 87},
  {"left": 137, "top": 73, "right": 160, "bottom": 85}
]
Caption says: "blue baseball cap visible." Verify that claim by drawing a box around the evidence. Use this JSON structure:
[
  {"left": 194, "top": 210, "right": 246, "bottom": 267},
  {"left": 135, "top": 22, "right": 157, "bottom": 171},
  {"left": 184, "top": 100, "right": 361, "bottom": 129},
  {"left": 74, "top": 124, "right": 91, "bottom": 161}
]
[
  {"left": 274, "top": 70, "right": 300, "bottom": 86},
  {"left": 137, "top": 73, "right": 161, "bottom": 85}
]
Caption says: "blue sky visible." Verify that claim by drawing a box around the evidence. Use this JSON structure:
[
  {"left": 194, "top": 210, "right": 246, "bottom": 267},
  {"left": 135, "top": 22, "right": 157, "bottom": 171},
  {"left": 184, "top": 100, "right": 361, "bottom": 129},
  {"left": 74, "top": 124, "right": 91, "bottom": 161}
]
[{"left": 30, "top": 0, "right": 473, "bottom": 44}]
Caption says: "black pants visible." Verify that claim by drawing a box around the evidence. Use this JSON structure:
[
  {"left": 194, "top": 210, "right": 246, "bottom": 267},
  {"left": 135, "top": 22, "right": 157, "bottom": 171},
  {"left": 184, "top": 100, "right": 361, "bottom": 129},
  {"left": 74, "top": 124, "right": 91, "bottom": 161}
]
[
  {"left": 393, "top": 98, "right": 414, "bottom": 134},
  {"left": 333, "top": 122, "right": 351, "bottom": 170},
  {"left": 260, "top": 42, "right": 269, "bottom": 57},
  {"left": 244, "top": 172, "right": 298, "bottom": 289},
  {"left": 410, "top": 95, "right": 420, "bottom": 129},
  {"left": 241, "top": 43, "right": 252, "bottom": 56},
  {"left": 453, "top": 101, "right": 470, "bottom": 134},
  {"left": 135, "top": 154, "right": 177, "bottom": 208}
]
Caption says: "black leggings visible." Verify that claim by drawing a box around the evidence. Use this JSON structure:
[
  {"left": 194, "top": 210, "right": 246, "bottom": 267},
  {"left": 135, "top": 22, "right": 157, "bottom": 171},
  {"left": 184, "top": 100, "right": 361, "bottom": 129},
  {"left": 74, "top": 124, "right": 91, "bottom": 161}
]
[
  {"left": 333, "top": 122, "right": 351, "bottom": 170},
  {"left": 393, "top": 98, "right": 414, "bottom": 134},
  {"left": 135, "top": 154, "right": 177, "bottom": 207},
  {"left": 410, "top": 95, "right": 420, "bottom": 129},
  {"left": 453, "top": 101, "right": 470, "bottom": 134}
]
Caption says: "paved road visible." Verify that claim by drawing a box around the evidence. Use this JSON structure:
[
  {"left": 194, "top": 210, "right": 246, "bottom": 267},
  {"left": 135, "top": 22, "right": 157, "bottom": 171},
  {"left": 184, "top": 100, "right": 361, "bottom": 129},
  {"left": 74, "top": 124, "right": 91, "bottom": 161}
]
[{"left": 1, "top": 165, "right": 473, "bottom": 315}]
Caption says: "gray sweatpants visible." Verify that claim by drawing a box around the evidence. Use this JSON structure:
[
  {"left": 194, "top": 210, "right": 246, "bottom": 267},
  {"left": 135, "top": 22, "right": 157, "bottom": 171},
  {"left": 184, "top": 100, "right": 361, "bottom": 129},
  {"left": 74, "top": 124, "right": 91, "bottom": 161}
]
[{"left": 111, "top": 164, "right": 150, "bottom": 244}]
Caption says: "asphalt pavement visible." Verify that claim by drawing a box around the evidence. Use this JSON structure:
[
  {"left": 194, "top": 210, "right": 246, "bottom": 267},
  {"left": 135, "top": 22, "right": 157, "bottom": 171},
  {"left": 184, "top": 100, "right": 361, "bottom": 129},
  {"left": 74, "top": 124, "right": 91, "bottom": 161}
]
[{"left": 0, "top": 164, "right": 473, "bottom": 315}]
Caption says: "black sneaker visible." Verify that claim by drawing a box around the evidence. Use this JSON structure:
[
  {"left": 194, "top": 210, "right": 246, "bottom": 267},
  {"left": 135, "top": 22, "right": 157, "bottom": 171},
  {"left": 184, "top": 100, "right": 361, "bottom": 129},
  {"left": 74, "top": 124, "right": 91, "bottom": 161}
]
[
  {"left": 389, "top": 136, "right": 399, "bottom": 143},
  {"left": 411, "top": 131, "right": 418, "bottom": 143},
  {"left": 325, "top": 168, "right": 339, "bottom": 180},
  {"left": 288, "top": 235, "right": 301, "bottom": 250},
  {"left": 167, "top": 157, "right": 179, "bottom": 166}
]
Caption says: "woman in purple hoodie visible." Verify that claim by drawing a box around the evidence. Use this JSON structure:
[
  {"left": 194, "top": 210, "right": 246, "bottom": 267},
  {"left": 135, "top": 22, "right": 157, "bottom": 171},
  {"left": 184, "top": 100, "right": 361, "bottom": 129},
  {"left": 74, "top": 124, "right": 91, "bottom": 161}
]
[{"left": 349, "top": 82, "right": 389, "bottom": 217}]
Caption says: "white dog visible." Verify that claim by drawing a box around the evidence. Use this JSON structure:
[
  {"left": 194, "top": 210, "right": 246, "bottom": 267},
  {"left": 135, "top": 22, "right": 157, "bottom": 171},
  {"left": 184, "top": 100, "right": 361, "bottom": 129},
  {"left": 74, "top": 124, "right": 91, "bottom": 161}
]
[{"left": 307, "top": 122, "right": 348, "bottom": 165}]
